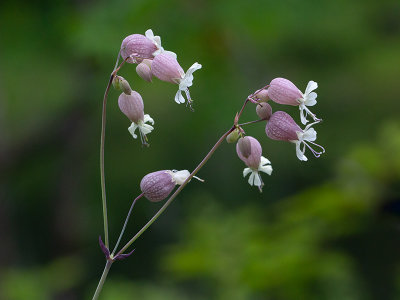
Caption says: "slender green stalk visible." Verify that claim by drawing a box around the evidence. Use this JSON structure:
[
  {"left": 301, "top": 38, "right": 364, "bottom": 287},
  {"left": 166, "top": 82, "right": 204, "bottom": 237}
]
[
  {"left": 100, "top": 75, "right": 114, "bottom": 248},
  {"left": 111, "top": 193, "right": 144, "bottom": 255},
  {"left": 92, "top": 260, "right": 113, "bottom": 300},
  {"left": 238, "top": 119, "right": 266, "bottom": 126},
  {"left": 116, "top": 126, "right": 236, "bottom": 256},
  {"left": 100, "top": 57, "right": 128, "bottom": 248}
]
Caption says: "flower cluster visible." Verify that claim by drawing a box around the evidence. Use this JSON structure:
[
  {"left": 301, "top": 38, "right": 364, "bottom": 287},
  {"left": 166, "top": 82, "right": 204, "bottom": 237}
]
[
  {"left": 113, "top": 31, "right": 324, "bottom": 195},
  {"left": 226, "top": 77, "right": 325, "bottom": 191},
  {"left": 120, "top": 29, "right": 202, "bottom": 112}
]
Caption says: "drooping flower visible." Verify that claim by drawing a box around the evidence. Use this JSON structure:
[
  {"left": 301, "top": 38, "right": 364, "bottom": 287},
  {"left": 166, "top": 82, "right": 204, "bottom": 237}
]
[
  {"left": 144, "top": 29, "right": 177, "bottom": 58},
  {"left": 268, "top": 78, "right": 320, "bottom": 125},
  {"left": 265, "top": 111, "right": 325, "bottom": 161},
  {"left": 236, "top": 136, "right": 272, "bottom": 191},
  {"left": 151, "top": 52, "right": 202, "bottom": 109},
  {"left": 120, "top": 34, "right": 157, "bottom": 63},
  {"left": 140, "top": 169, "right": 203, "bottom": 202},
  {"left": 118, "top": 91, "right": 154, "bottom": 145}
]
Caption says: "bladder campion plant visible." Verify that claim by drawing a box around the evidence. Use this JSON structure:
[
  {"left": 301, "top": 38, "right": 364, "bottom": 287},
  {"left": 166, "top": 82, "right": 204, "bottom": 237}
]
[{"left": 92, "top": 29, "right": 325, "bottom": 299}]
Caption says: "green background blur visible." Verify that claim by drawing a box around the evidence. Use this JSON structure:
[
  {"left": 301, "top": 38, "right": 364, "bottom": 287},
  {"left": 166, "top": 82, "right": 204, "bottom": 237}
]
[{"left": 1, "top": 0, "right": 400, "bottom": 299}]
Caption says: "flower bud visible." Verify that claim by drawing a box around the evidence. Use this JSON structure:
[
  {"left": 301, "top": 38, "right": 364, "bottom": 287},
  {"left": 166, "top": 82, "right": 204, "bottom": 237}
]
[
  {"left": 120, "top": 34, "right": 157, "bottom": 63},
  {"left": 255, "top": 89, "right": 269, "bottom": 102},
  {"left": 113, "top": 76, "right": 132, "bottom": 95},
  {"left": 268, "top": 78, "right": 302, "bottom": 106},
  {"left": 265, "top": 111, "right": 302, "bottom": 141},
  {"left": 256, "top": 102, "right": 272, "bottom": 120},
  {"left": 236, "top": 136, "right": 262, "bottom": 169},
  {"left": 136, "top": 61, "right": 153, "bottom": 82},
  {"left": 118, "top": 91, "right": 144, "bottom": 123},
  {"left": 226, "top": 128, "right": 241, "bottom": 144},
  {"left": 151, "top": 53, "right": 184, "bottom": 84}
]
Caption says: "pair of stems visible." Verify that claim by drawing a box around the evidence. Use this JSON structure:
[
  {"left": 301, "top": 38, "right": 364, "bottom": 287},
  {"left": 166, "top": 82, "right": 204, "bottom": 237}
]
[{"left": 93, "top": 60, "right": 262, "bottom": 299}]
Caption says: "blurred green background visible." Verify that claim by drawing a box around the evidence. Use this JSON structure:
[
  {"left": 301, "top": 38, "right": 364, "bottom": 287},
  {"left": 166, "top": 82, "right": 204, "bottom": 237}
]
[{"left": 1, "top": 0, "right": 400, "bottom": 299}]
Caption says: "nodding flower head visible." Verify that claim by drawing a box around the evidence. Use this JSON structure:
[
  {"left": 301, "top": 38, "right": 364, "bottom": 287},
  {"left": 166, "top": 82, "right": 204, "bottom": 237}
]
[
  {"left": 118, "top": 91, "right": 154, "bottom": 145},
  {"left": 266, "top": 111, "right": 325, "bottom": 161},
  {"left": 151, "top": 52, "right": 201, "bottom": 110},
  {"left": 236, "top": 136, "right": 272, "bottom": 191},
  {"left": 256, "top": 102, "right": 272, "bottom": 120},
  {"left": 268, "top": 78, "right": 320, "bottom": 125},
  {"left": 136, "top": 59, "right": 153, "bottom": 82},
  {"left": 120, "top": 34, "right": 157, "bottom": 63},
  {"left": 140, "top": 170, "right": 203, "bottom": 202}
]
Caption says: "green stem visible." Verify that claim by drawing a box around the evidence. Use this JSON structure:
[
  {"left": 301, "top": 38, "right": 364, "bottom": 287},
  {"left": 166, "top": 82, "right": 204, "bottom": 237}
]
[
  {"left": 111, "top": 193, "right": 144, "bottom": 256},
  {"left": 116, "top": 126, "right": 236, "bottom": 256},
  {"left": 100, "top": 75, "right": 114, "bottom": 248},
  {"left": 100, "top": 58, "right": 128, "bottom": 248},
  {"left": 92, "top": 260, "right": 113, "bottom": 300}
]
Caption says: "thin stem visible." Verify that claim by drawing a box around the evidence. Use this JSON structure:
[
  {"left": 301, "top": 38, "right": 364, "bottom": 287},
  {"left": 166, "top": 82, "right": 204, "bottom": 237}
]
[
  {"left": 237, "top": 99, "right": 249, "bottom": 121},
  {"left": 116, "top": 126, "right": 236, "bottom": 256},
  {"left": 100, "top": 58, "right": 128, "bottom": 248},
  {"left": 239, "top": 119, "right": 266, "bottom": 127},
  {"left": 111, "top": 193, "right": 144, "bottom": 256},
  {"left": 92, "top": 260, "right": 113, "bottom": 300}
]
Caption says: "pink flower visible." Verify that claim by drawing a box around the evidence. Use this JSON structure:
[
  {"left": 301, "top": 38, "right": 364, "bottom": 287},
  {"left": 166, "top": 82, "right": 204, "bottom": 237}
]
[
  {"left": 118, "top": 91, "right": 154, "bottom": 144},
  {"left": 265, "top": 111, "right": 325, "bottom": 161},
  {"left": 268, "top": 78, "right": 319, "bottom": 125},
  {"left": 236, "top": 136, "right": 272, "bottom": 190},
  {"left": 151, "top": 53, "right": 202, "bottom": 108},
  {"left": 120, "top": 34, "right": 157, "bottom": 63},
  {"left": 140, "top": 170, "right": 202, "bottom": 202}
]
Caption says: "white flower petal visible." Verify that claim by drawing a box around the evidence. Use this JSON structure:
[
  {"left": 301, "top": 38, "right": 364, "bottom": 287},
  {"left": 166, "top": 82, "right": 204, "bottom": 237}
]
[
  {"left": 154, "top": 36, "right": 161, "bottom": 47},
  {"left": 260, "top": 156, "right": 271, "bottom": 166},
  {"left": 179, "top": 62, "right": 202, "bottom": 90},
  {"left": 139, "top": 123, "right": 154, "bottom": 135},
  {"left": 164, "top": 51, "right": 177, "bottom": 60},
  {"left": 170, "top": 170, "right": 190, "bottom": 185},
  {"left": 305, "top": 92, "right": 317, "bottom": 106},
  {"left": 128, "top": 123, "right": 139, "bottom": 139},
  {"left": 299, "top": 105, "right": 308, "bottom": 125},
  {"left": 243, "top": 167, "right": 252, "bottom": 177},
  {"left": 248, "top": 172, "right": 255, "bottom": 186},
  {"left": 253, "top": 172, "right": 262, "bottom": 187},
  {"left": 305, "top": 81, "right": 318, "bottom": 95},
  {"left": 303, "top": 128, "right": 317, "bottom": 142},
  {"left": 145, "top": 29, "right": 154, "bottom": 40},
  {"left": 175, "top": 90, "right": 186, "bottom": 104},
  {"left": 295, "top": 141, "right": 307, "bottom": 161},
  {"left": 143, "top": 114, "right": 154, "bottom": 125},
  {"left": 259, "top": 165, "right": 273, "bottom": 175}
]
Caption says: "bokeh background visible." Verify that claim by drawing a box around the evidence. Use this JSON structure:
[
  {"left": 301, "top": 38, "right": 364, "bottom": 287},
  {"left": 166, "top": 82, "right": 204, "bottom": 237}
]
[{"left": 1, "top": 0, "right": 400, "bottom": 299}]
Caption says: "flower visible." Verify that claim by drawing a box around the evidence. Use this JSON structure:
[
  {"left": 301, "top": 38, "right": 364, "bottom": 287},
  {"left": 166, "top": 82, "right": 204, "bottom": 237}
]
[
  {"left": 145, "top": 29, "right": 177, "bottom": 58},
  {"left": 140, "top": 169, "right": 203, "bottom": 202},
  {"left": 151, "top": 53, "right": 202, "bottom": 109},
  {"left": 268, "top": 78, "right": 320, "bottom": 125},
  {"left": 118, "top": 91, "right": 154, "bottom": 145},
  {"left": 236, "top": 136, "right": 272, "bottom": 191},
  {"left": 265, "top": 111, "right": 325, "bottom": 161},
  {"left": 120, "top": 34, "right": 157, "bottom": 63}
]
